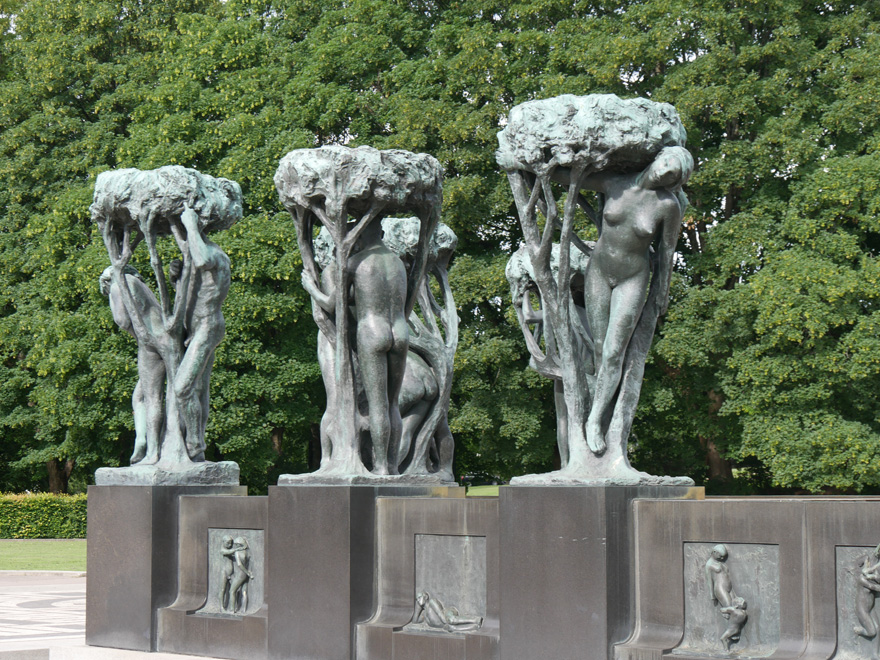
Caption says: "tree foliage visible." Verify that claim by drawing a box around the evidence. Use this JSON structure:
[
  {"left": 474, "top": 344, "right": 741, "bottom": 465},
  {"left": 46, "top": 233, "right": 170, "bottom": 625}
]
[{"left": 0, "top": 0, "right": 878, "bottom": 492}]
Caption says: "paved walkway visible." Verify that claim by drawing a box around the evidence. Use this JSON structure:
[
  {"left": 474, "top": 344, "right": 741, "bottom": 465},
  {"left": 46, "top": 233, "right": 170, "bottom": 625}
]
[{"left": 0, "top": 574, "right": 85, "bottom": 653}]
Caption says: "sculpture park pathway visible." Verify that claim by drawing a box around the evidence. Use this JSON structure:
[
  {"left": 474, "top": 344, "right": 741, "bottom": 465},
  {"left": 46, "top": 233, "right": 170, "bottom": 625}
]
[{"left": 0, "top": 573, "right": 85, "bottom": 653}]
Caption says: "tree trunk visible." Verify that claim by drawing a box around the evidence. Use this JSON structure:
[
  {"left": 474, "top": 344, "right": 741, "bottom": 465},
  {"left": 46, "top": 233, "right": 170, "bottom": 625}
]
[
  {"left": 704, "top": 438, "right": 733, "bottom": 482},
  {"left": 46, "top": 458, "right": 74, "bottom": 494}
]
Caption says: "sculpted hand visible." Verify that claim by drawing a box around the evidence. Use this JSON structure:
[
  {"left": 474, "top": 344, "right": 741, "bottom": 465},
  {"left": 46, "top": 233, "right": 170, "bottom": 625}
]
[
  {"left": 301, "top": 270, "right": 322, "bottom": 298},
  {"left": 181, "top": 202, "right": 200, "bottom": 231}
]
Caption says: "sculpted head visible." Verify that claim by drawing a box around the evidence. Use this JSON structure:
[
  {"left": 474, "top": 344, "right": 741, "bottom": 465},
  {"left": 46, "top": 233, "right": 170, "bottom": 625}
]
[
  {"left": 416, "top": 591, "right": 429, "bottom": 607},
  {"left": 221, "top": 535, "right": 234, "bottom": 549},
  {"left": 711, "top": 544, "right": 729, "bottom": 562},
  {"left": 99, "top": 266, "right": 114, "bottom": 297},
  {"left": 644, "top": 146, "right": 693, "bottom": 190}
]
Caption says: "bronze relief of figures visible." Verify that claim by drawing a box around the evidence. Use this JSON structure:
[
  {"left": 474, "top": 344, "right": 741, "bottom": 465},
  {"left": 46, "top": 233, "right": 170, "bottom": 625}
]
[
  {"left": 705, "top": 544, "right": 748, "bottom": 651},
  {"left": 854, "top": 544, "right": 880, "bottom": 659}
]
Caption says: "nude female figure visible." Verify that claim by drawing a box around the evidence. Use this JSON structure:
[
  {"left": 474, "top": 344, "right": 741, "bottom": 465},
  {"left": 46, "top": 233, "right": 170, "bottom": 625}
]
[
  {"left": 705, "top": 543, "right": 734, "bottom": 608},
  {"left": 579, "top": 146, "right": 693, "bottom": 453},
  {"left": 100, "top": 266, "right": 165, "bottom": 465},
  {"left": 171, "top": 204, "right": 231, "bottom": 461}
]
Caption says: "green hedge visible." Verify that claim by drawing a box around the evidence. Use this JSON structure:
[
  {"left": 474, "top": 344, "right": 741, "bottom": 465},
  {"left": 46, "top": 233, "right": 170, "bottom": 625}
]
[{"left": 0, "top": 493, "right": 87, "bottom": 538}]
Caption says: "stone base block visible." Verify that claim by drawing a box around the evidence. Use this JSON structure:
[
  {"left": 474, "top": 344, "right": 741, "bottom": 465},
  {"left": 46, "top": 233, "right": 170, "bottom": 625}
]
[
  {"left": 356, "top": 496, "right": 499, "bottom": 660},
  {"left": 616, "top": 497, "right": 880, "bottom": 660},
  {"left": 158, "top": 494, "right": 268, "bottom": 660},
  {"left": 268, "top": 485, "right": 462, "bottom": 660},
  {"left": 94, "top": 461, "right": 239, "bottom": 486},
  {"left": 86, "top": 485, "right": 246, "bottom": 652},
  {"left": 500, "top": 485, "right": 702, "bottom": 660}
]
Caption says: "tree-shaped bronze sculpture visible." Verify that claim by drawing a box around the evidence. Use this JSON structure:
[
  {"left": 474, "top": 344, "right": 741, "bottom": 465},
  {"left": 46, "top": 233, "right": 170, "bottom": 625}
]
[
  {"left": 91, "top": 165, "right": 241, "bottom": 485},
  {"left": 498, "top": 93, "right": 695, "bottom": 485},
  {"left": 274, "top": 146, "right": 445, "bottom": 481}
]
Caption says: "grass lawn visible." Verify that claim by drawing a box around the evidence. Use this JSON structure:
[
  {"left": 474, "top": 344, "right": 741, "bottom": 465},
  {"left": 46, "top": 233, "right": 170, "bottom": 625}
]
[
  {"left": 466, "top": 485, "right": 500, "bottom": 497},
  {"left": 0, "top": 539, "right": 87, "bottom": 571}
]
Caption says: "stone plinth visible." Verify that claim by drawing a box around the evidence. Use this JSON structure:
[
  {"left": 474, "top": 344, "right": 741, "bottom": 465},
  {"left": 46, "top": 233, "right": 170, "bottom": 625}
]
[
  {"left": 157, "top": 494, "right": 268, "bottom": 659},
  {"left": 356, "top": 496, "right": 499, "bottom": 660},
  {"left": 615, "top": 497, "right": 880, "bottom": 660},
  {"left": 499, "top": 485, "right": 702, "bottom": 660},
  {"left": 267, "top": 485, "right": 462, "bottom": 660},
  {"left": 86, "top": 485, "right": 246, "bottom": 652}
]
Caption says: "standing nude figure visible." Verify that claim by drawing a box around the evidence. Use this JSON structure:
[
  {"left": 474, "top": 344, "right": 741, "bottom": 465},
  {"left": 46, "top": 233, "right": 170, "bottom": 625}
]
[
  {"left": 579, "top": 146, "right": 693, "bottom": 453},
  {"left": 100, "top": 266, "right": 165, "bottom": 465},
  {"left": 304, "top": 220, "right": 409, "bottom": 474},
  {"left": 219, "top": 535, "right": 236, "bottom": 612},
  {"left": 706, "top": 543, "right": 734, "bottom": 608},
  {"left": 349, "top": 221, "right": 409, "bottom": 473},
  {"left": 172, "top": 203, "right": 231, "bottom": 461},
  {"left": 229, "top": 537, "right": 254, "bottom": 614}
]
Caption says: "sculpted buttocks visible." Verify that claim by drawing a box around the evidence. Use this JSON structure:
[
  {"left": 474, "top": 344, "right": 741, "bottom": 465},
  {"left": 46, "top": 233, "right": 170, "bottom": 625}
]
[{"left": 347, "top": 220, "right": 409, "bottom": 474}]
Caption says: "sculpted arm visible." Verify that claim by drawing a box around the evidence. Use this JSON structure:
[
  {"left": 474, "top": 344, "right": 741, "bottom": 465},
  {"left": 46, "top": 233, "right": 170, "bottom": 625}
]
[
  {"left": 180, "top": 203, "right": 216, "bottom": 270},
  {"left": 302, "top": 269, "right": 336, "bottom": 314},
  {"left": 655, "top": 207, "right": 682, "bottom": 316}
]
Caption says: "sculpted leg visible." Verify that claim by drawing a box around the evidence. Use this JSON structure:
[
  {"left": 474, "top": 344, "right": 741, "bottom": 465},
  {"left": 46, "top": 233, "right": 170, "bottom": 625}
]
[
  {"left": 358, "top": 325, "right": 393, "bottom": 475},
  {"left": 387, "top": 326, "right": 408, "bottom": 472},
  {"left": 130, "top": 381, "right": 147, "bottom": 464},
  {"left": 583, "top": 263, "right": 612, "bottom": 453},
  {"left": 586, "top": 271, "right": 649, "bottom": 454},
  {"left": 139, "top": 347, "right": 165, "bottom": 464}
]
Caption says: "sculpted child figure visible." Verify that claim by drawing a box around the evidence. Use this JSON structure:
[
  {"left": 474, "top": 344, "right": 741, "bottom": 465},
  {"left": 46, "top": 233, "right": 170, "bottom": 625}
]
[{"left": 720, "top": 597, "right": 748, "bottom": 651}]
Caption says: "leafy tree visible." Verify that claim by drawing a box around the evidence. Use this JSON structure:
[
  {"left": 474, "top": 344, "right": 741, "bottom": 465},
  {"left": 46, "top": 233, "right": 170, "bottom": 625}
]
[{"left": 1, "top": 0, "right": 879, "bottom": 492}]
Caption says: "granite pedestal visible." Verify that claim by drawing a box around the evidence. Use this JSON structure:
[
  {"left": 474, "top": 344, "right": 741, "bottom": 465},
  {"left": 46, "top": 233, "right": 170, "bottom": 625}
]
[
  {"left": 615, "top": 496, "right": 880, "bottom": 660},
  {"left": 267, "top": 485, "right": 462, "bottom": 660},
  {"left": 356, "top": 496, "right": 499, "bottom": 660},
  {"left": 157, "top": 494, "right": 268, "bottom": 659},
  {"left": 499, "top": 485, "right": 702, "bottom": 660},
  {"left": 85, "top": 485, "right": 246, "bottom": 652}
]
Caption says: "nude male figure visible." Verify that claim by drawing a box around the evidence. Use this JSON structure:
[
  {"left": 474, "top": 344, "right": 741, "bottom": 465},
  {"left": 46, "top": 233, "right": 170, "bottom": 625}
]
[
  {"left": 347, "top": 221, "right": 409, "bottom": 474},
  {"left": 304, "top": 220, "right": 409, "bottom": 474},
  {"left": 171, "top": 204, "right": 231, "bottom": 461}
]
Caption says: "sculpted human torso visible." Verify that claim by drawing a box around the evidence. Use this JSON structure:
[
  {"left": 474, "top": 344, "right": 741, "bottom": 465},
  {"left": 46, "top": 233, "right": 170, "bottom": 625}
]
[{"left": 593, "top": 176, "right": 681, "bottom": 284}]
